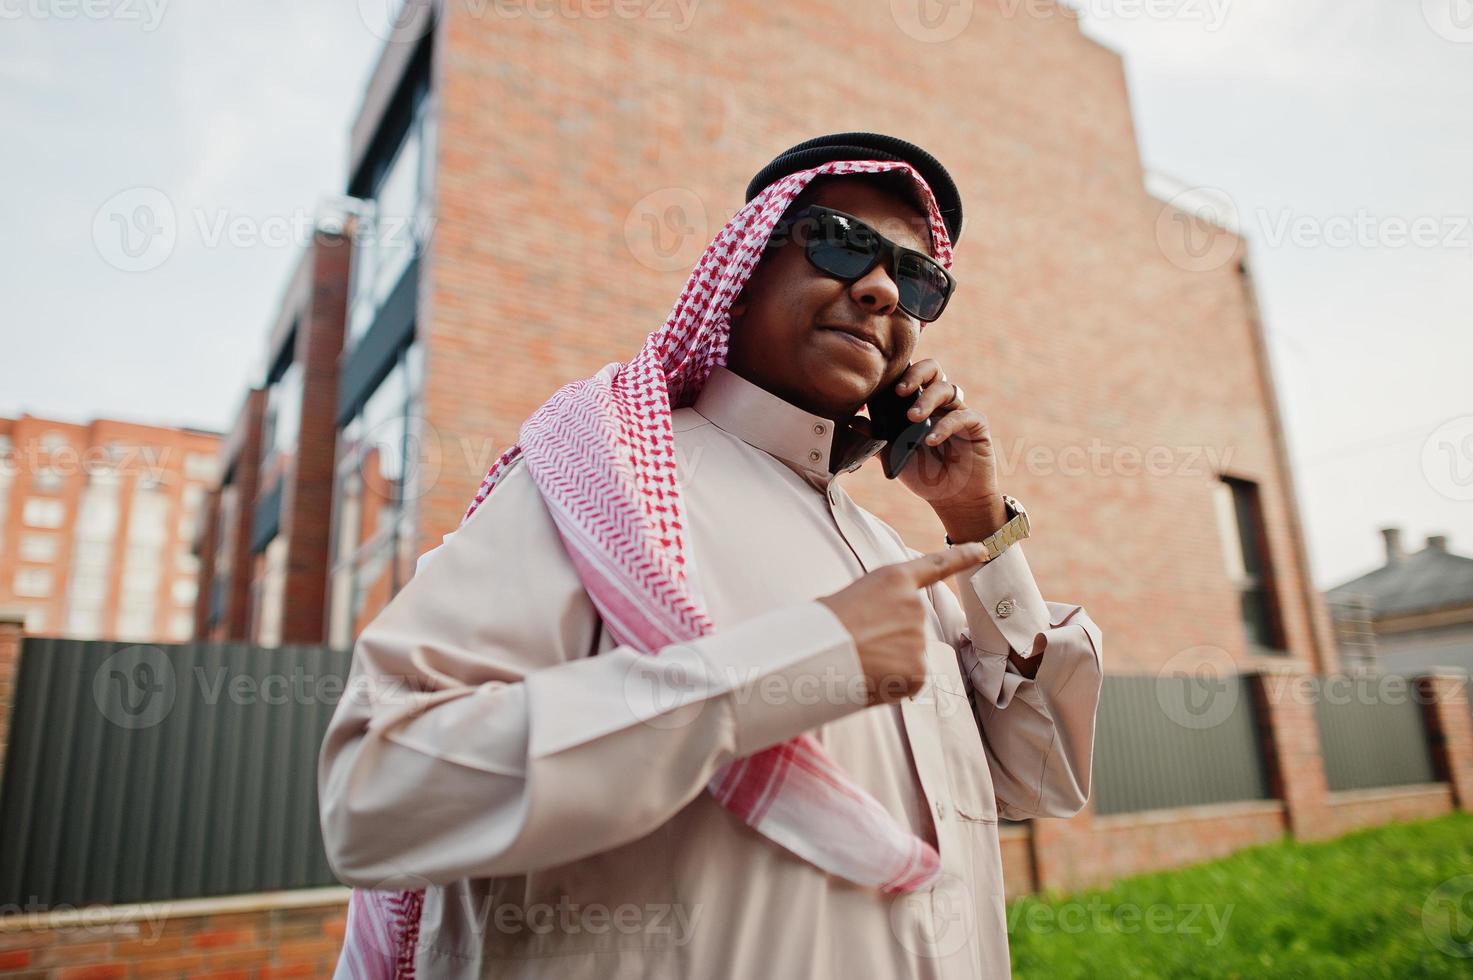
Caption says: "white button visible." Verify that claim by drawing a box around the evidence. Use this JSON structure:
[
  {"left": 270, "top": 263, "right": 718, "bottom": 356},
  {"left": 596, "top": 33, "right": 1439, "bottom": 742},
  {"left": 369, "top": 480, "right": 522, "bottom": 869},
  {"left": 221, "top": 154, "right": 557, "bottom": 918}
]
[
  {"left": 934, "top": 800, "right": 948, "bottom": 821},
  {"left": 808, "top": 449, "right": 822, "bottom": 462},
  {"left": 813, "top": 422, "right": 826, "bottom": 435},
  {"left": 995, "top": 597, "right": 1016, "bottom": 619}
]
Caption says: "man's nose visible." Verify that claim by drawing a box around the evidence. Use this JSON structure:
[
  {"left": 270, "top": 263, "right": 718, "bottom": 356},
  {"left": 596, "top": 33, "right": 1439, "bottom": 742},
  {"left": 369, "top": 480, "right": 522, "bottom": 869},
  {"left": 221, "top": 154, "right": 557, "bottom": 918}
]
[{"left": 849, "top": 260, "right": 901, "bottom": 317}]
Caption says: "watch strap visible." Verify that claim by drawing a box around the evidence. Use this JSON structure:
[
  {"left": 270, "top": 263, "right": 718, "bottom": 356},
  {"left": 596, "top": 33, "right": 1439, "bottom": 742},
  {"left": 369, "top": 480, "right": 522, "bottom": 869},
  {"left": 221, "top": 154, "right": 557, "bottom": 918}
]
[{"left": 945, "top": 495, "right": 1030, "bottom": 561}]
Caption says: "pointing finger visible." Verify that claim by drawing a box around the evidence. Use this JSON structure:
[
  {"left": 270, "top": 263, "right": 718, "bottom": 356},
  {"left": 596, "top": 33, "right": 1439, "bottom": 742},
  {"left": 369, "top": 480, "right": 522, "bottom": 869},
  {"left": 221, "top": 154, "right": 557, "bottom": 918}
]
[{"left": 901, "top": 544, "right": 988, "bottom": 588}]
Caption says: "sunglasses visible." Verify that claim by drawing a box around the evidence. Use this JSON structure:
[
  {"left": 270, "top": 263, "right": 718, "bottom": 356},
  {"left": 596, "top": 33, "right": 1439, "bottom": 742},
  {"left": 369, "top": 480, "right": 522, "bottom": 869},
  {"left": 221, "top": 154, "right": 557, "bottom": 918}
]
[{"left": 767, "top": 205, "right": 957, "bottom": 322}]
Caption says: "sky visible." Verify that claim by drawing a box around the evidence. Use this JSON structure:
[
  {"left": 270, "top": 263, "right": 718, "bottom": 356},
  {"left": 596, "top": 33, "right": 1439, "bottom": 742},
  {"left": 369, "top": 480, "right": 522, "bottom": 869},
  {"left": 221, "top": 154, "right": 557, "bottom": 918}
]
[{"left": 1, "top": 0, "right": 1469, "bottom": 589}]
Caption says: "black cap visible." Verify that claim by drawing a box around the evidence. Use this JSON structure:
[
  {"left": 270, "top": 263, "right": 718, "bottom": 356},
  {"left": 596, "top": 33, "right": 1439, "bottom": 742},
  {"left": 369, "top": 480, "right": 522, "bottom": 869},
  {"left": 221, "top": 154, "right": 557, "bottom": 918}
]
[{"left": 744, "top": 132, "right": 963, "bottom": 246}]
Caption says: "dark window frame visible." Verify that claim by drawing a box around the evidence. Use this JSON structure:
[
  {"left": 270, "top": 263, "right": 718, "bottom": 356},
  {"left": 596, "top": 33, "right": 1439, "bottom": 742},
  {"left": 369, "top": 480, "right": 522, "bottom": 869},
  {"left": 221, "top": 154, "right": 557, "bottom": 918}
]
[{"left": 1219, "top": 475, "right": 1287, "bottom": 654}]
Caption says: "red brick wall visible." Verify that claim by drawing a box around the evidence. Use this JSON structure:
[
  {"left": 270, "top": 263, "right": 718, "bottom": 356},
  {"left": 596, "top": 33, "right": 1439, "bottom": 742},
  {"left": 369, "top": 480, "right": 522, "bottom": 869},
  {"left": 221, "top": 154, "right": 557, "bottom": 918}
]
[
  {"left": 1419, "top": 673, "right": 1473, "bottom": 809},
  {"left": 193, "top": 488, "right": 221, "bottom": 641},
  {"left": 998, "top": 825, "right": 1034, "bottom": 899},
  {"left": 0, "top": 892, "right": 347, "bottom": 979},
  {"left": 1027, "top": 801, "right": 1288, "bottom": 893},
  {"left": 0, "top": 613, "right": 21, "bottom": 790},
  {"left": 1252, "top": 667, "right": 1335, "bottom": 841},
  {"left": 1325, "top": 785, "right": 1454, "bottom": 837},
  {"left": 278, "top": 230, "right": 350, "bottom": 645},
  {"left": 414, "top": 0, "right": 1332, "bottom": 673},
  {"left": 212, "top": 391, "right": 265, "bottom": 643}
]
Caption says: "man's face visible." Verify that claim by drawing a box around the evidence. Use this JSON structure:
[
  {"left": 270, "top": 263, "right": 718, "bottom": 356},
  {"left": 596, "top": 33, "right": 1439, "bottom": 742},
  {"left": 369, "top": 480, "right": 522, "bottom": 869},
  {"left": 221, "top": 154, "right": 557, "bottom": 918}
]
[{"left": 726, "top": 178, "right": 938, "bottom": 421}]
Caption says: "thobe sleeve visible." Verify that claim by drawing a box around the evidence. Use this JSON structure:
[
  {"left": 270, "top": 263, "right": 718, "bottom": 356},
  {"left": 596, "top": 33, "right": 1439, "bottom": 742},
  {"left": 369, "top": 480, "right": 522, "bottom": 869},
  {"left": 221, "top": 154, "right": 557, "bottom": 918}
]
[
  {"left": 912, "top": 542, "right": 1104, "bottom": 820},
  {"left": 317, "top": 457, "right": 869, "bottom": 889}
]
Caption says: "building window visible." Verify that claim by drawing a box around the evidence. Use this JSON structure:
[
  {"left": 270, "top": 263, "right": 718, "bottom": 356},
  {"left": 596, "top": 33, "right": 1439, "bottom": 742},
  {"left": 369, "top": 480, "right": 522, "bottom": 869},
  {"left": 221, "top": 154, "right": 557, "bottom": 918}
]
[
  {"left": 253, "top": 534, "right": 288, "bottom": 648},
  {"left": 328, "top": 341, "right": 424, "bottom": 648},
  {"left": 260, "top": 357, "right": 305, "bottom": 482},
  {"left": 116, "top": 607, "right": 155, "bottom": 641},
  {"left": 1213, "top": 477, "right": 1285, "bottom": 653},
  {"left": 116, "top": 479, "right": 168, "bottom": 641},
  {"left": 38, "top": 431, "right": 71, "bottom": 489},
  {"left": 67, "top": 609, "right": 101, "bottom": 638},
  {"left": 177, "top": 483, "right": 206, "bottom": 543},
  {"left": 0, "top": 435, "right": 12, "bottom": 556},
  {"left": 172, "top": 578, "right": 198, "bottom": 606},
  {"left": 31, "top": 468, "right": 65, "bottom": 494},
  {"left": 64, "top": 470, "right": 121, "bottom": 639},
  {"left": 347, "top": 81, "right": 435, "bottom": 350},
  {"left": 22, "top": 497, "right": 65, "bottom": 528},
  {"left": 19, "top": 533, "right": 60, "bottom": 563},
  {"left": 169, "top": 610, "right": 193, "bottom": 642},
  {"left": 185, "top": 452, "right": 217, "bottom": 482},
  {"left": 24, "top": 608, "right": 46, "bottom": 633},
  {"left": 14, "top": 568, "right": 53, "bottom": 598},
  {"left": 183, "top": 483, "right": 206, "bottom": 510},
  {"left": 210, "top": 482, "right": 239, "bottom": 627}
]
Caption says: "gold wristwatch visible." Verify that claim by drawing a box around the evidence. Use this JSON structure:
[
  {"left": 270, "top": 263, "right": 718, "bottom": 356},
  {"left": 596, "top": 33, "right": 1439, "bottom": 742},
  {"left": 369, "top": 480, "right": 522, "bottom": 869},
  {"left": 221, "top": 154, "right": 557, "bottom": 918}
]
[{"left": 945, "top": 494, "right": 1030, "bottom": 563}]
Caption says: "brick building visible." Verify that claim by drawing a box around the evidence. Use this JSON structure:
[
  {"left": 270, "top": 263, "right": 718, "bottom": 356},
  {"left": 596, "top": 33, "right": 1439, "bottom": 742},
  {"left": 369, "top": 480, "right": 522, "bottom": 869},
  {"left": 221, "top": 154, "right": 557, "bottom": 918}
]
[
  {"left": 192, "top": 212, "right": 352, "bottom": 646},
  {"left": 304, "top": 0, "right": 1335, "bottom": 673},
  {"left": 0, "top": 414, "right": 218, "bottom": 642},
  {"left": 184, "top": 0, "right": 1337, "bottom": 668}
]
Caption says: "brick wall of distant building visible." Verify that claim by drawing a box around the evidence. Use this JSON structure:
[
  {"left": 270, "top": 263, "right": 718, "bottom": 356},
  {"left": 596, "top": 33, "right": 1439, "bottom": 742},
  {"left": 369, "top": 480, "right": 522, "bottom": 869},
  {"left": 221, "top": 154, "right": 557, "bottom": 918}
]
[
  {"left": 0, "top": 414, "right": 219, "bottom": 642},
  {"left": 415, "top": 0, "right": 1335, "bottom": 674}
]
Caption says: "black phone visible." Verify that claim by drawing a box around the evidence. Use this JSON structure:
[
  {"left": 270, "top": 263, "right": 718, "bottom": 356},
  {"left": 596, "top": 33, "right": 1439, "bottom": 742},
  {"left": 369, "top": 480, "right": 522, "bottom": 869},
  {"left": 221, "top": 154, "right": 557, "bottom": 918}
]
[{"left": 866, "top": 370, "right": 932, "bottom": 480}]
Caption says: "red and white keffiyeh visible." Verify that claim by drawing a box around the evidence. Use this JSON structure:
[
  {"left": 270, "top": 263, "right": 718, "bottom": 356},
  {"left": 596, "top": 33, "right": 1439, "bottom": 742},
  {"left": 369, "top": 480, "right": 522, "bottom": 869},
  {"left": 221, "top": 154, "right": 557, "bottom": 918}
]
[{"left": 335, "top": 158, "right": 956, "bottom": 978}]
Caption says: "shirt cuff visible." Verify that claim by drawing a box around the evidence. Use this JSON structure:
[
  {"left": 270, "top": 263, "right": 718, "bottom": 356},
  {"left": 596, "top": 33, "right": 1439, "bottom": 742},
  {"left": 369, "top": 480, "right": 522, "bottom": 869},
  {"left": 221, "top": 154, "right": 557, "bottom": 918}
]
[{"left": 956, "top": 543, "right": 1051, "bottom": 659}]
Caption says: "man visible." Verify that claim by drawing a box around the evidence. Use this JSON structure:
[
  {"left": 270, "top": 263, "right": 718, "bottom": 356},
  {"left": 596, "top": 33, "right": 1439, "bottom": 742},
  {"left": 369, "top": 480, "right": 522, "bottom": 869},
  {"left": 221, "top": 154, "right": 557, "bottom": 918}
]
[{"left": 319, "top": 133, "right": 1103, "bottom": 979}]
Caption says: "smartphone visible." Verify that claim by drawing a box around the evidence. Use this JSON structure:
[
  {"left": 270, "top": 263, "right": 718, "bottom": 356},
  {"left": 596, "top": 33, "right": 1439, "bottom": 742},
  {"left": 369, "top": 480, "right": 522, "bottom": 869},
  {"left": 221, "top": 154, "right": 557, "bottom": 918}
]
[{"left": 866, "top": 371, "right": 933, "bottom": 480}]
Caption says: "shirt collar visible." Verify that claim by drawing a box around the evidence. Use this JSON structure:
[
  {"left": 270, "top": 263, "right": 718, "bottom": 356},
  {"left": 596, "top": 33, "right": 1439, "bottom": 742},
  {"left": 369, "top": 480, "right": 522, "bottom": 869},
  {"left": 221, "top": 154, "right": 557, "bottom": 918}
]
[{"left": 691, "top": 365, "right": 888, "bottom": 489}]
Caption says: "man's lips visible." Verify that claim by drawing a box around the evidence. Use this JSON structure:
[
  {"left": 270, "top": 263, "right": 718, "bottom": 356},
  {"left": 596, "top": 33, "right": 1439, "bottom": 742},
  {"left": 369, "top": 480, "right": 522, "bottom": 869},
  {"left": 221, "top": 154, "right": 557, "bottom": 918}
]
[{"left": 817, "top": 325, "right": 885, "bottom": 356}]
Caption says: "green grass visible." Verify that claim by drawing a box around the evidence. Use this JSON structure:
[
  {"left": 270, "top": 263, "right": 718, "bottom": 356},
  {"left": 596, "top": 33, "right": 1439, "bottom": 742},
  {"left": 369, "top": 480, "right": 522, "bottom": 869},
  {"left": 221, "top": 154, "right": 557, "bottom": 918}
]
[{"left": 1008, "top": 812, "right": 1473, "bottom": 979}]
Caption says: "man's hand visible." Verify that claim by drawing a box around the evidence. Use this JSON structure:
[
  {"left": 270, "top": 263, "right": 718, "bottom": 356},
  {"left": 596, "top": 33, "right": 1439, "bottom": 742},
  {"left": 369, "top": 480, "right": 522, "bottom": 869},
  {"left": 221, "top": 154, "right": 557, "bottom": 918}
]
[
  {"left": 888, "top": 358, "right": 1007, "bottom": 542},
  {"left": 816, "top": 544, "right": 988, "bottom": 706}
]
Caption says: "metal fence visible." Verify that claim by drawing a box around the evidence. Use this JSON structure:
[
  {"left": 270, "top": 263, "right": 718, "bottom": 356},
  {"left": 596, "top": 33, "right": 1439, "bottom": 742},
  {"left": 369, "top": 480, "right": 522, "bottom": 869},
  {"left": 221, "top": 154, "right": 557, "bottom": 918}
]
[
  {"left": 1312, "top": 674, "right": 1438, "bottom": 792},
  {"left": 0, "top": 638, "right": 347, "bottom": 909},
  {"left": 1091, "top": 673, "right": 1270, "bottom": 816},
  {"left": 0, "top": 637, "right": 1458, "bottom": 907}
]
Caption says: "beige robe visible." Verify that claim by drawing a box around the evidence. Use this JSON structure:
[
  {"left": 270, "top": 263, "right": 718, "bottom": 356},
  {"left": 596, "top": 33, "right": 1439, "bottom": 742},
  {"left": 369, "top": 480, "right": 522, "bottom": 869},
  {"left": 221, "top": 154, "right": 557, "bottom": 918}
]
[{"left": 318, "top": 365, "right": 1103, "bottom": 979}]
